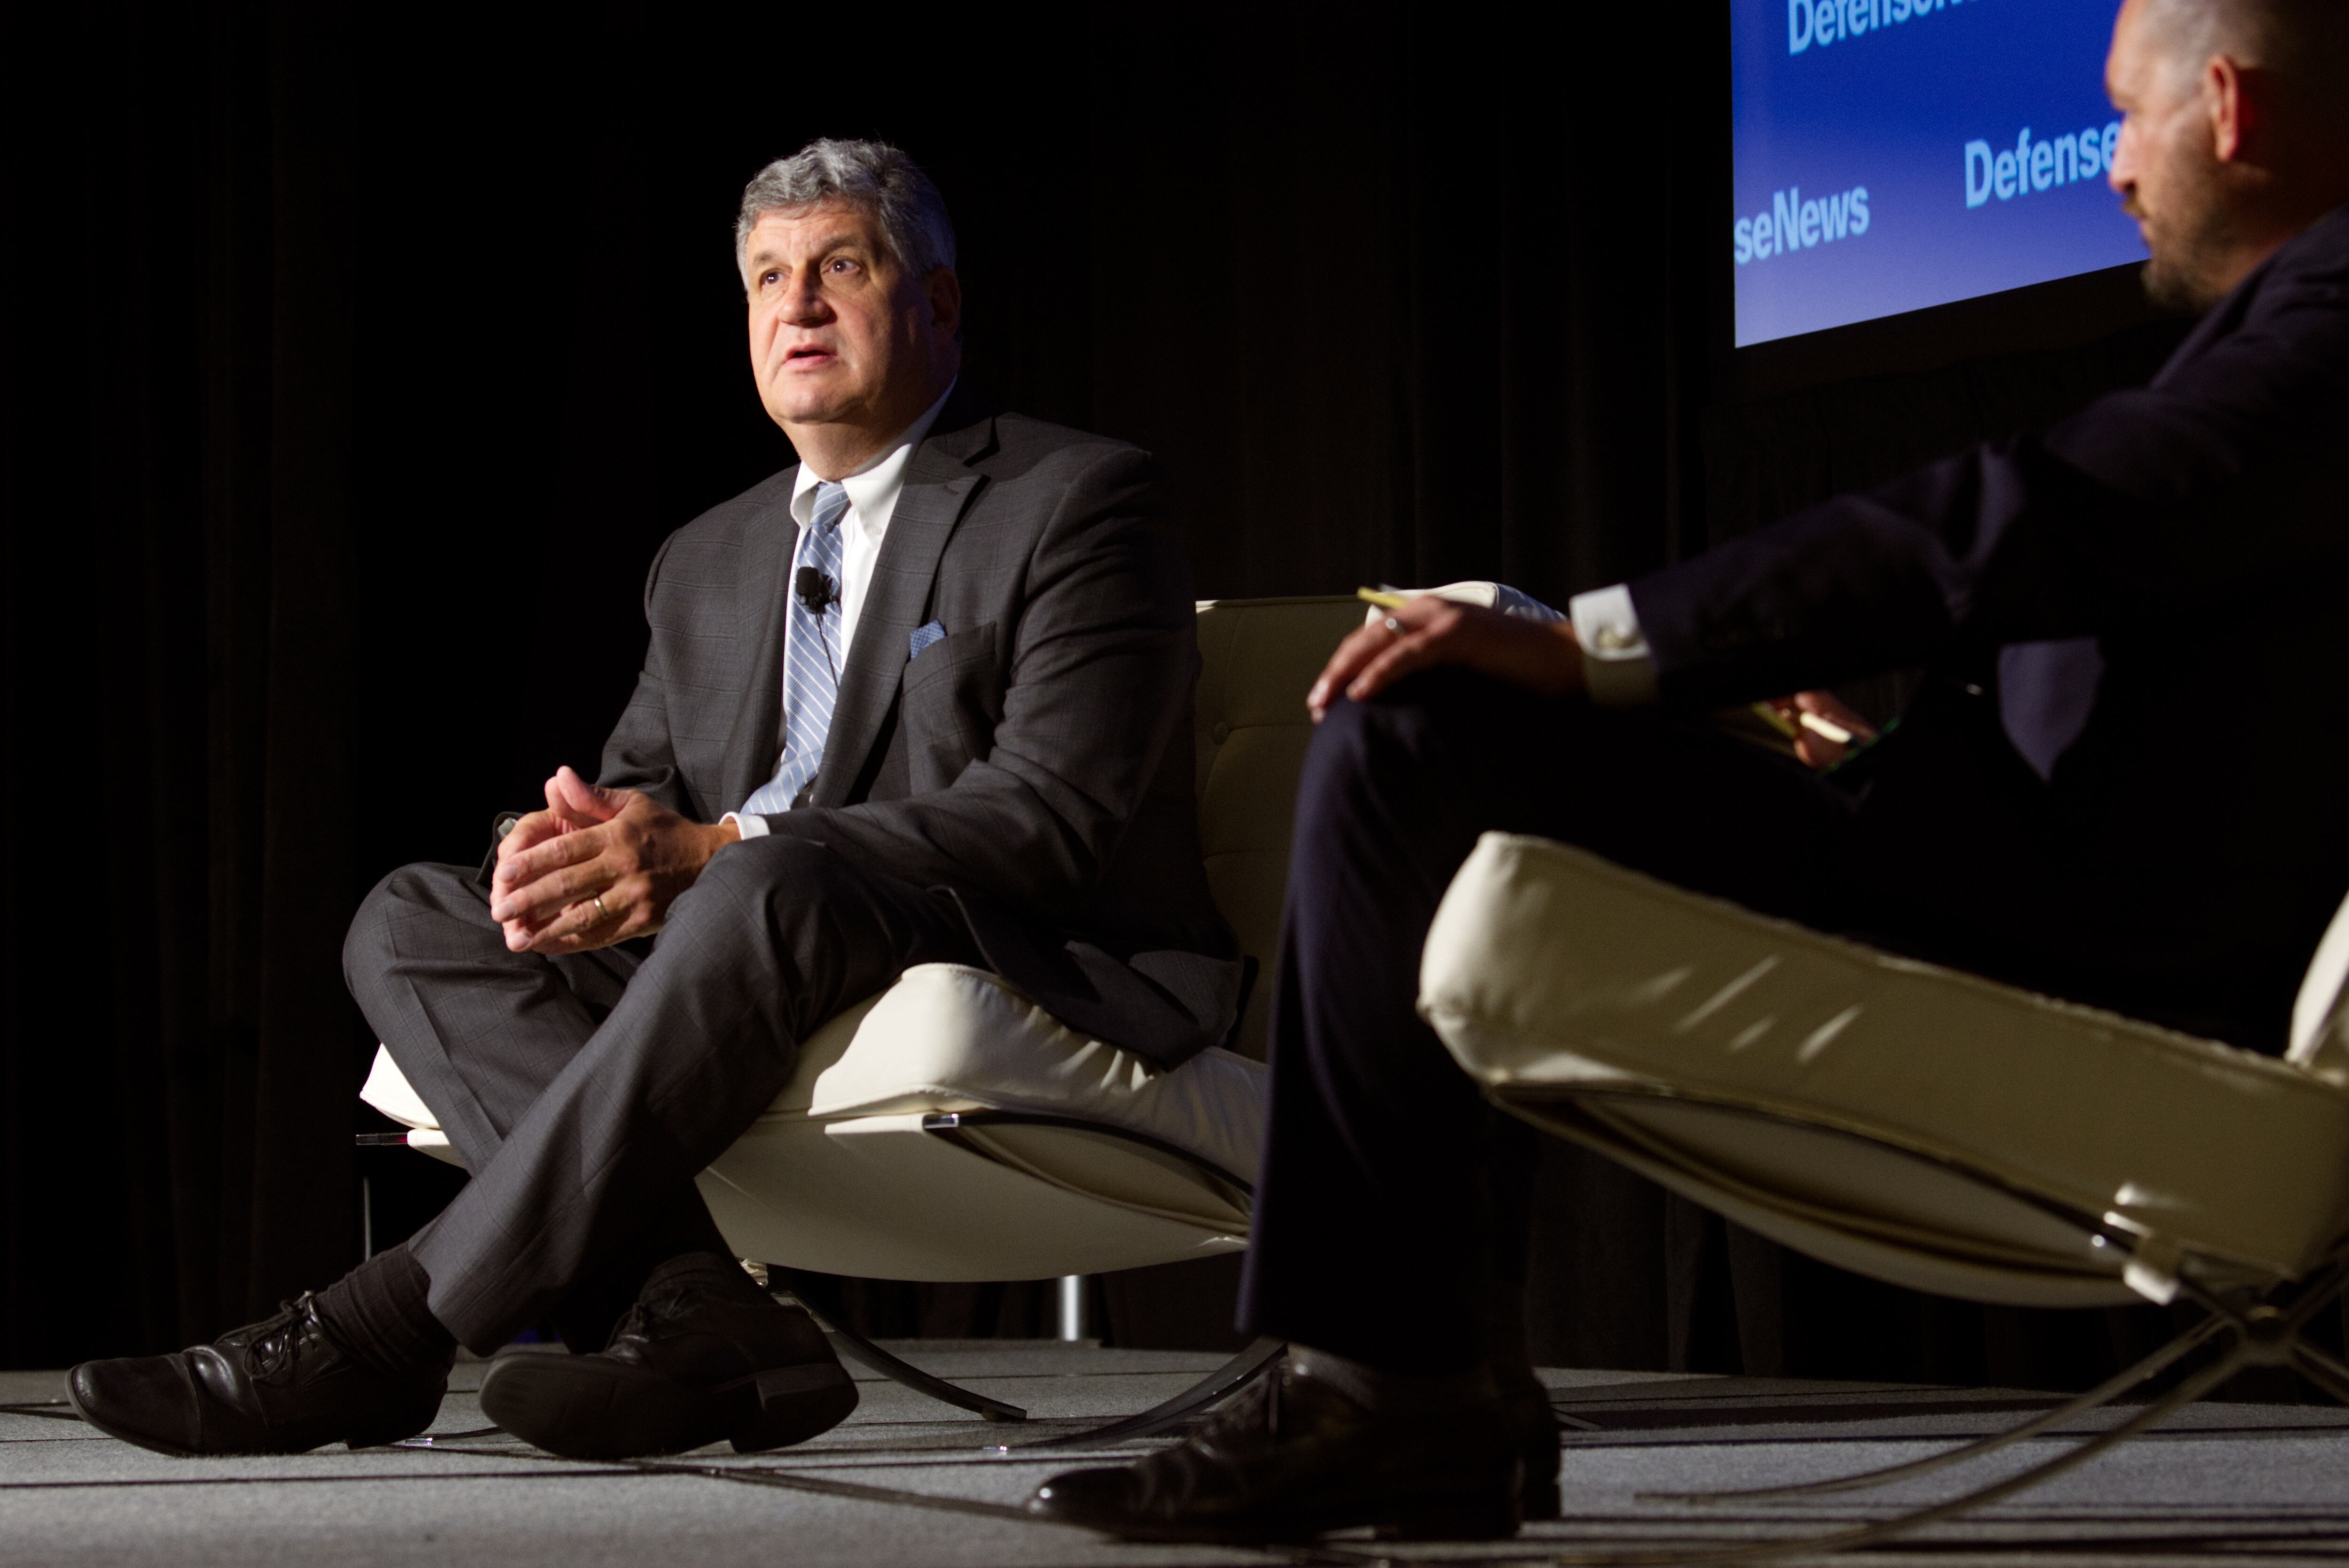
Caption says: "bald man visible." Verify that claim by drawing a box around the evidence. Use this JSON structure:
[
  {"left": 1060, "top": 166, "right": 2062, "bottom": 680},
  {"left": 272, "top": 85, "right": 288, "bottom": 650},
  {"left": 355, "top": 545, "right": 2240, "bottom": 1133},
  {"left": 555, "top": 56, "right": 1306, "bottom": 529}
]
[{"left": 1030, "top": 0, "right": 2349, "bottom": 1545}]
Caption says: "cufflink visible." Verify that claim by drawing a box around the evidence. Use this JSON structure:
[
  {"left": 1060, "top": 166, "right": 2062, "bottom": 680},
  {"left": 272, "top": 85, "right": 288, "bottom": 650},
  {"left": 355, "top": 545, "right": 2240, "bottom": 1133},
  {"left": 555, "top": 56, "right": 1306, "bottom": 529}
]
[{"left": 1591, "top": 623, "right": 1641, "bottom": 653}]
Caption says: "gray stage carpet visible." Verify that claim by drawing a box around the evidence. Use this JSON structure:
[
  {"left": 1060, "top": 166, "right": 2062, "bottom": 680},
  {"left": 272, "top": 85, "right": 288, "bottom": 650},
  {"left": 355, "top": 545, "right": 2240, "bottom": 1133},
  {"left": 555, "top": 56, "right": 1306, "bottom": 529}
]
[{"left": 7, "top": 1342, "right": 2349, "bottom": 1566}]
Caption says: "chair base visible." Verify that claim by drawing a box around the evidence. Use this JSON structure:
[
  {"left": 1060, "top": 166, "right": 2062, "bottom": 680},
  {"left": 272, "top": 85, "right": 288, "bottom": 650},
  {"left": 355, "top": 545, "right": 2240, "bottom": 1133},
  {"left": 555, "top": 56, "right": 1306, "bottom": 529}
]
[
  {"left": 1593, "top": 1257, "right": 2349, "bottom": 1565},
  {"left": 426, "top": 1260, "right": 1271, "bottom": 1444},
  {"left": 763, "top": 1267, "right": 1027, "bottom": 1423},
  {"left": 763, "top": 1263, "right": 1287, "bottom": 1451},
  {"left": 1006, "top": 1335, "right": 1285, "bottom": 1452}
]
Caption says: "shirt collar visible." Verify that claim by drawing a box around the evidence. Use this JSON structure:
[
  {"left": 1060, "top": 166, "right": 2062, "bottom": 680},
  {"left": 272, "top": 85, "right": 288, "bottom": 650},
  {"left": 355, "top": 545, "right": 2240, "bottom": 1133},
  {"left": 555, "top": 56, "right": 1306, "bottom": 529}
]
[{"left": 788, "top": 379, "right": 958, "bottom": 533}]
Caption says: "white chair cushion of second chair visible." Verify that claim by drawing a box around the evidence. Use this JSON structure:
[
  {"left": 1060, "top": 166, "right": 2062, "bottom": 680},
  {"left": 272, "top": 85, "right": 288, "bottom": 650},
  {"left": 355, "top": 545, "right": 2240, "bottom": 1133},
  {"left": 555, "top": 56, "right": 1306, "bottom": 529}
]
[
  {"left": 361, "top": 961, "right": 1268, "bottom": 1283},
  {"left": 1419, "top": 832, "right": 2349, "bottom": 1310}
]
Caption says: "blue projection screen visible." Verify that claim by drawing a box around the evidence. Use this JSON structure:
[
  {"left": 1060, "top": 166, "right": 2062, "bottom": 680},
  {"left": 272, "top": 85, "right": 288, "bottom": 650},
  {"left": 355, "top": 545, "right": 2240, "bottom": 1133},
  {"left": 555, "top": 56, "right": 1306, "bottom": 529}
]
[{"left": 1732, "top": 0, "right": 2148, "bottom": 347}]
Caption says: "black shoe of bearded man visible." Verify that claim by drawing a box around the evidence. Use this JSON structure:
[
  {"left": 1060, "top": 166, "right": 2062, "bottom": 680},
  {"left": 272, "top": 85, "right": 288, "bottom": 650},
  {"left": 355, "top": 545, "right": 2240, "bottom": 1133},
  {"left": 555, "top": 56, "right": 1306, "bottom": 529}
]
[
  {"left": 66, "top": 1295, "right": 450, "bottom": 1457},
  {"left": 1027, "top": 1355, "right": 1523, "bottom": 1544},
  {"left": 477, "top": 1251, "right": 856, "bottom": 1459}
]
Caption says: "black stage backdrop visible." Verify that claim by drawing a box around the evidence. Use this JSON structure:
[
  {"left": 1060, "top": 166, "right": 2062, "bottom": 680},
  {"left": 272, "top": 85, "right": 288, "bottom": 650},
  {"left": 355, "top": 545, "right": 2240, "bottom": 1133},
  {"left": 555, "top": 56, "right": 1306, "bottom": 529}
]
[{"left": 2, "top": 0, "right": 2222, "bottom": 1386}]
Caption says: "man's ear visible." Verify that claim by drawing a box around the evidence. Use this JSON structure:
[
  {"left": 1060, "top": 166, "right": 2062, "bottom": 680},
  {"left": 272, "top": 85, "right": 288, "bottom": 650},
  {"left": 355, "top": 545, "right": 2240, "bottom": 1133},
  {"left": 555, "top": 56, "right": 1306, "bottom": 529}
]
[{"left": 2207, "top": 53, "right": 2254, "bottom": 163}]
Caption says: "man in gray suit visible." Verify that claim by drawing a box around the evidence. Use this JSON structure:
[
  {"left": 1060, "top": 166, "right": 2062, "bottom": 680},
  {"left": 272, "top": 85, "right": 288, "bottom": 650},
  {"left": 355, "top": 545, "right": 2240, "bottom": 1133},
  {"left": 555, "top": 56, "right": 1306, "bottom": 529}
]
[{"left": 67, "top": 138, "right": 1238, "bottom": 1461}]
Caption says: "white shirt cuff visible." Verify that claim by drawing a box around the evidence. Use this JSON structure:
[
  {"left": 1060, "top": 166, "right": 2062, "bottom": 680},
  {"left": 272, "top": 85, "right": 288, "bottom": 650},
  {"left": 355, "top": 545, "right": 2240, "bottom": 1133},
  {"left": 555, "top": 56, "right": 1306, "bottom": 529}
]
[
  {"left": 720, "top": 810, "right": 771, "bottom": 839},
  {"left": 1569, "top": 584, "right": 1660, "bottom": 706}
]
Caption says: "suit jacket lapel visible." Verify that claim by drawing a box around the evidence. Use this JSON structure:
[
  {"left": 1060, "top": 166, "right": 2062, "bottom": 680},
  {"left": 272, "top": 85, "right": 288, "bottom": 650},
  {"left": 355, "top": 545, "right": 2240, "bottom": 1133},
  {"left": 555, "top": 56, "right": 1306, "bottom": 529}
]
[
  {"left": 719, "top": 483, "right": 800, "bottom": 814},
  {"left": 809, "top": 415, "right": 995, "bottom": 807}
]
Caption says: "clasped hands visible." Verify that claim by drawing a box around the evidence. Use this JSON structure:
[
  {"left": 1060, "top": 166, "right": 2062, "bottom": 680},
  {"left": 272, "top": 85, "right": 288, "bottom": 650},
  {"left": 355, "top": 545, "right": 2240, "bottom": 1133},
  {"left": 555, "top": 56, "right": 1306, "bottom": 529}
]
[
  {"left": 490, "top": 766, "right": 741, "bottom": 955},
  {"left": 1305, "top": 593, "right": 1874, "bottom": 771}
]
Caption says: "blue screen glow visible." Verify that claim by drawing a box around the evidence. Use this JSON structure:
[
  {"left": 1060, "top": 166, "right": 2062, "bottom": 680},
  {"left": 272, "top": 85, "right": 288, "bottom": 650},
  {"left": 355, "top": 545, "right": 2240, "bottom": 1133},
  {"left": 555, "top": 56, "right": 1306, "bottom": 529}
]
[{"left": 1732, "top": 0, "right": 2149, "bottom": 346}]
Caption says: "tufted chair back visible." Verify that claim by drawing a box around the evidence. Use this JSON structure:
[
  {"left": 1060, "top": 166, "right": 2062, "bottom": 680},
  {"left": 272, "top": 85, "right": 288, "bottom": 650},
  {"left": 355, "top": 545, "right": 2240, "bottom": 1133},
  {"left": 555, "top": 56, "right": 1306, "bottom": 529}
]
[{"left": 1190, "top": 596, "right": 1368, "bottom": 1059}]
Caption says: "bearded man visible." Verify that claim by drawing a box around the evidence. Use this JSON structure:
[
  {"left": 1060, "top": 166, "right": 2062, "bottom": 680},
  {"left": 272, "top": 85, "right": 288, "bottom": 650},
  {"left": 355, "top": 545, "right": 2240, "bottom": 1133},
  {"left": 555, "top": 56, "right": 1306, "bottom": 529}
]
[{"left": 1030, "top": 0, "right": 2349, "bottom": 1544}]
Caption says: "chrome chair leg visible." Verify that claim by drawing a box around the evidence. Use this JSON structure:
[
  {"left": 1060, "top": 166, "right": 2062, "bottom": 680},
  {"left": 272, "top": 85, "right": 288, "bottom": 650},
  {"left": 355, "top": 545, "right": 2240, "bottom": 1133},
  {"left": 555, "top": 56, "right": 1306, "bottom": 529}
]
[
  {"left": 1650, "top": 1255, "right": 2349, "bottom": 1509},
  {"left": 1568, "top": 1341, "right": 2254, "bottom": 1568},
  {"left": 1008, "top": 1335, "right": 1286, "bottom": 1451},
  {"left": 815, "top": 1317, "right": 1029, "bottom": 1423},
  {"left": 762, "top": 1267, "right": 1027, "bottom": 1423},
  {"left": 2290, "top": 1339, "right": 2349, "bottom": 1404},
  {"left": 1641, "top": 1309, "right": 2228, "bottom": 1504}
]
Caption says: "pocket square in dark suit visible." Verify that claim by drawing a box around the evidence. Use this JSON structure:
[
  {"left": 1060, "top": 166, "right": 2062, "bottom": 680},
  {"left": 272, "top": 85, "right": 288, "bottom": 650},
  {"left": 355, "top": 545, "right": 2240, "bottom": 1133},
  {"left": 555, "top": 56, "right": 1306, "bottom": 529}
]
[{"left": 909, "top": 620, "right": 946, "bottom": 659}]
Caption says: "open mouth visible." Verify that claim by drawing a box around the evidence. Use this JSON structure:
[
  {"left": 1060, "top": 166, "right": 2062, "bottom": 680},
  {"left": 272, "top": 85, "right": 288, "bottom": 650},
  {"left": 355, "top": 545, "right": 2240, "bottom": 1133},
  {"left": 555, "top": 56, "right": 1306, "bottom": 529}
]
[{"left": 783, "top": 344, "right": 837, "bottom": 367}]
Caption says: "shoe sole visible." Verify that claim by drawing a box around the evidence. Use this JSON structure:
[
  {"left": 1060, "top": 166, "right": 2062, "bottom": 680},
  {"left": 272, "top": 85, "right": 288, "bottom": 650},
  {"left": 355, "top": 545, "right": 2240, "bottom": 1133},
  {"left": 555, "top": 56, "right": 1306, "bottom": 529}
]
[
  {"left": 64, "top": 1376, "right": 438, "bottom": 1458},
  {"left": 480, "top": 1354, "right": 857, "bottom": 1460},
  {"left": 1048, "top": 1490, "right": 1519, "bottom": 1545}
]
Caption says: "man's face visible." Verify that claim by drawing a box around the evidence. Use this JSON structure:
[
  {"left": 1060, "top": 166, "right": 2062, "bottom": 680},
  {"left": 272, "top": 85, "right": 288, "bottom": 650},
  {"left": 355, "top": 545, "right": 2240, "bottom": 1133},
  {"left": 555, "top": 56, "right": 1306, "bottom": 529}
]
[
  {"left": 2106, "top": 0, "right": 2241, "bottom": 310},
  {"left": 743, "top": 201, "right": 955, "bottom": 441}
]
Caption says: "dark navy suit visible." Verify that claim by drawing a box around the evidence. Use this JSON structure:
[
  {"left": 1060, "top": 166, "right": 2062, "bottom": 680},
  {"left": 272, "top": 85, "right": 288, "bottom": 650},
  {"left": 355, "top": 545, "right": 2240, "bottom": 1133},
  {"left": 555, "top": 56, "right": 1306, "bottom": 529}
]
[{"left": 1240, "top": 205, "right": 2349, "bottom": 1372}]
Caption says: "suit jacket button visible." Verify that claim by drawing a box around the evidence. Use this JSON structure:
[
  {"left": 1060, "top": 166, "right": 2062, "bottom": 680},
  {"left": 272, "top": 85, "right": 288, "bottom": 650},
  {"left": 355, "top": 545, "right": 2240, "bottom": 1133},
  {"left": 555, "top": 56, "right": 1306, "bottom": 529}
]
[{"left": 1210, "top": 721, "right": 1231, "bottom": 745}]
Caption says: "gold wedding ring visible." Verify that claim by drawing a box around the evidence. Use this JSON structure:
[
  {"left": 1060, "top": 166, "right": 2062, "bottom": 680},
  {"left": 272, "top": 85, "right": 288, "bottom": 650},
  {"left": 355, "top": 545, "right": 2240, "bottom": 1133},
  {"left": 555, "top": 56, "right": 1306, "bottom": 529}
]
[
  {"left": 1384, "top": 615, "right": 1404, "bottom": 635},
  {"left": 591, "top": 894, "right": 610, "bottom": 921}
]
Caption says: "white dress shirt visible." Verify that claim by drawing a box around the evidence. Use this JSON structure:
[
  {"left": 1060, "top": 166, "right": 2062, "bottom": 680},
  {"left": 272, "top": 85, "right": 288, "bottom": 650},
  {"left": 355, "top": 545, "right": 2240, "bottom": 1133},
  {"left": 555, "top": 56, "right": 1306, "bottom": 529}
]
[
  {"left": 1566, "top": 583, "right": 1659, "bottom": 706},
  {"left": 726, "top": 381, "right": 957, "bottom": 837}
]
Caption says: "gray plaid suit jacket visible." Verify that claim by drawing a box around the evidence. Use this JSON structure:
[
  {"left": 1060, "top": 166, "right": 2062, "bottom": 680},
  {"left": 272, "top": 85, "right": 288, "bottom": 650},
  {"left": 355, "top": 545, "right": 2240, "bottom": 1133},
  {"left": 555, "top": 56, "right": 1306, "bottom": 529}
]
[{"left": 598, "top": 391, "right": 1244, "bottom": 1068}]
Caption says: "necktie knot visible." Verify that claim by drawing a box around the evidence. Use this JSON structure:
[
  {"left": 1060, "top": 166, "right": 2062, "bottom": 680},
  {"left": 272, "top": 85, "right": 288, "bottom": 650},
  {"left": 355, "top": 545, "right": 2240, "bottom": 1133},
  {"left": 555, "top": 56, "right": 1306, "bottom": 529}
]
[{"left": 809, "top": 481, "right": 849, "bottom": 536}]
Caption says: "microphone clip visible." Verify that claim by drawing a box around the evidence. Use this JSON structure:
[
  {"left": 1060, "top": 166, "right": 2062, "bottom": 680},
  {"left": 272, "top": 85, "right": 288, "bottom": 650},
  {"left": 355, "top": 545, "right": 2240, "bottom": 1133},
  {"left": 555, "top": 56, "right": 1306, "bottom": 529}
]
[{"left": 794, "top": 567, "right": 840, "bottom": 618}]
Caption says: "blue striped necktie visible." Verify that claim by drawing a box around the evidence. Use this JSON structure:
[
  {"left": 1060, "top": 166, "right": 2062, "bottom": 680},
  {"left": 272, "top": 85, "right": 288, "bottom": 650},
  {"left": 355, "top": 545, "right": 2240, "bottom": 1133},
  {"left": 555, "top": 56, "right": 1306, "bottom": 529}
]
[{"left": 743, "top": 481, "right": 848, "bottom": 815}]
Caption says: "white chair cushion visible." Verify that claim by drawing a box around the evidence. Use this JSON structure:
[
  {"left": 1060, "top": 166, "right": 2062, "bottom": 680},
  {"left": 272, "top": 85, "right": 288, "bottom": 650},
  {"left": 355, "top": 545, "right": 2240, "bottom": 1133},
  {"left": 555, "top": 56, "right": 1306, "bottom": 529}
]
[
  {"left": 704, "top": 963, "right": 1262, "bottom": 1280},
  {"left": 2289, "top": 887, "right": 2349, "bottom": 1081},
  {"left": 1192, "top": 595, "right": 1369, "bottom": 1057},
  {"left": 1421, "top": 832, "right": 2349, "bottom": 1304},
  {"left": 361, "top": 1048, "right": 440, "bottom": 1132},
  {"left": 360, "top": 962, "right": 1269, "bottom": 1278},
  {"left": 771, "top": 962, "right": 1266, "bottom": 1183}
]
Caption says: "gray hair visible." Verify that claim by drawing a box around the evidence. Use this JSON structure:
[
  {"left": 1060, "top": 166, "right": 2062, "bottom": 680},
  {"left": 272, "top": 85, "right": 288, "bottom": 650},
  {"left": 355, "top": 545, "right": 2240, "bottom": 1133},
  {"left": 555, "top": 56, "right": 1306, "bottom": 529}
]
[{"left": 733, "top": 138, "right": 957, "bottom": 282}]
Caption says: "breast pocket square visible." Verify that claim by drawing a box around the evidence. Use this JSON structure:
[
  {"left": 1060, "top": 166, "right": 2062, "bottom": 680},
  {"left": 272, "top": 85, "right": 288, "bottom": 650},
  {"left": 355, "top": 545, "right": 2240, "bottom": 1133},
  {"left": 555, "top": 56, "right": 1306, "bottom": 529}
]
[{"left": 909, "top": 620, "right": 947, "bottom": 659}]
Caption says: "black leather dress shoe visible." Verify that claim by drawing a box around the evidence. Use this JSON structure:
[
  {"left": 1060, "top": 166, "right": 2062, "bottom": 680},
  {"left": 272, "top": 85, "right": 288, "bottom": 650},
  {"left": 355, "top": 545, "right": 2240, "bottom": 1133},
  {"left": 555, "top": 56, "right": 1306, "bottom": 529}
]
[
  {"left": 1027, "top": 1357, "right": 1521, "bottom": 1544},
  {"left": 478, "top": 1252, "right": 856, "bottom": 1459},
  {"left": 65, "top": 1295, "right": 449, "bottom": 1457}
]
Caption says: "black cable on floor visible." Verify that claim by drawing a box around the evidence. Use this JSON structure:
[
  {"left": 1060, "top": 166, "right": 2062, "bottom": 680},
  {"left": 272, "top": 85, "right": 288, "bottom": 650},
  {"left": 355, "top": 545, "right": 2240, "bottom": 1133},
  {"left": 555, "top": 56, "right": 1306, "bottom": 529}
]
[{"left": 0, "top": 1400, "right": 84, "bottom": 1423}]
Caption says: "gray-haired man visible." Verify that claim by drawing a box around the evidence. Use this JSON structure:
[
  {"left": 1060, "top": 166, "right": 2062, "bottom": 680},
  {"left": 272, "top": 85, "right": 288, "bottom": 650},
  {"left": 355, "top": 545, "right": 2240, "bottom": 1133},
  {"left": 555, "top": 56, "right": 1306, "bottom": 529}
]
[{"left": 67, "top": 139, "right": 1238, "bottom": 1460}]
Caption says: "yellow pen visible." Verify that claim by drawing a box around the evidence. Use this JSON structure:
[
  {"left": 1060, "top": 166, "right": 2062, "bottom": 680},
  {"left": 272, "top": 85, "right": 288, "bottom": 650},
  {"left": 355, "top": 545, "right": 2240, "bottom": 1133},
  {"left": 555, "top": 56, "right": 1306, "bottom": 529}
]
[
  {"left": 1356, "top": 587, "right": 1410, "bottom": 610},
  {"left": 1750, "top": 703, "right": 1857, "bottom": 745}
]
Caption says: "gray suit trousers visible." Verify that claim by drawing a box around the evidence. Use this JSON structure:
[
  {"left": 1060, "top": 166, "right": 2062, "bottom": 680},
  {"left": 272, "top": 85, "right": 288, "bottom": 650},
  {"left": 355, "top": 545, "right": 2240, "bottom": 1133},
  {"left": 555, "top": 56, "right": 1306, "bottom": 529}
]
[{"left": 343, "top": 835, "right": 976, "bottom": 1352}]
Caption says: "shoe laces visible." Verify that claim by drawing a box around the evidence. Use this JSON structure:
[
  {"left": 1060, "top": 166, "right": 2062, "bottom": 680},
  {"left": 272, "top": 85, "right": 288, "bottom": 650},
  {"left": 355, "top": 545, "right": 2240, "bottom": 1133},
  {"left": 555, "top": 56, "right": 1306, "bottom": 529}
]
[
  {"left": 608, "top": 1281, "right": 699, "bottom": 1348},
  {"left": 236, "top": 1294, "right": 322, "bottom": 1381}
]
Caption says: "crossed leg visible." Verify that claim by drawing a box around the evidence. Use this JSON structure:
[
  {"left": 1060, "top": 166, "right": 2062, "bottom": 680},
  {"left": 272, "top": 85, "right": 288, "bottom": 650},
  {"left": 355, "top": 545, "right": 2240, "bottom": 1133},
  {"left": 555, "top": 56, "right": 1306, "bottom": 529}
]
[{"left": 343, "top": 834, "right": 979, "bottom": 1352}]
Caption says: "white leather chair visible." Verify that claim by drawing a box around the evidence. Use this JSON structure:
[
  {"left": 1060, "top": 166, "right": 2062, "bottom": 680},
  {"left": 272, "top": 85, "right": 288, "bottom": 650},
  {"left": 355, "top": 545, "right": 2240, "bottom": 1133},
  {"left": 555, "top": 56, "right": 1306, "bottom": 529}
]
[
  {"left": 361, "top": 594, "right": 1367, "bottom": 1433},
  {"left": 1421, "top": 830, "right": 2349, "bottom": 1556}
]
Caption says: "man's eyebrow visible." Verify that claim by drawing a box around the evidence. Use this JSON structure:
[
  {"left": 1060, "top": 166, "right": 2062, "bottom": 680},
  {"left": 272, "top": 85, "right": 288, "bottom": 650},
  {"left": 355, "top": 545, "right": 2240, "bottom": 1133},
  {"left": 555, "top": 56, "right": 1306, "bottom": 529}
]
[{"left": 744, "top": 233, "right": 872, "bottom": 276}]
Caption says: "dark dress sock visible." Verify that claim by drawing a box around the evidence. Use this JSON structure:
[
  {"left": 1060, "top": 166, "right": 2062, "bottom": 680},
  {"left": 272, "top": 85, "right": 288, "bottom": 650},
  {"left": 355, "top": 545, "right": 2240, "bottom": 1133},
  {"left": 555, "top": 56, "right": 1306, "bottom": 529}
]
[{"left": 313, "top": 1246, "right": 455, "bottom": 1378}]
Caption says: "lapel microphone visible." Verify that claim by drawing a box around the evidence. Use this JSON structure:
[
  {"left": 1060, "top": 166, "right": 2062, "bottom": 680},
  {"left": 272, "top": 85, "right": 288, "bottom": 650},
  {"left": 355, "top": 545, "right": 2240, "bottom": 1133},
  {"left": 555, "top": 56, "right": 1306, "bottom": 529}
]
[{"left": 794, "top": 567, "right": 839, "bottom": 618}]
